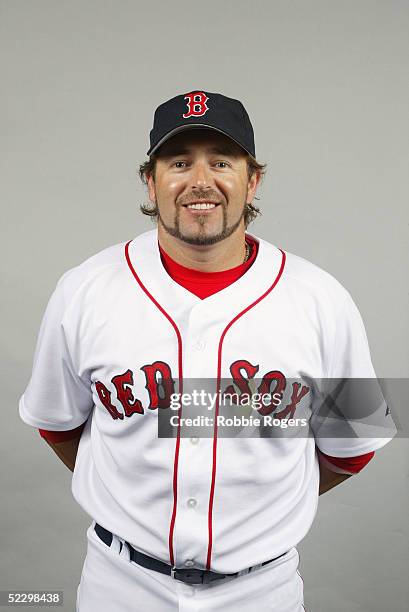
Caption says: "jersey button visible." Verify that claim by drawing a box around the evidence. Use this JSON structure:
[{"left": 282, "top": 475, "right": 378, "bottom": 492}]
[
  {"left": 194, "top": 340, "right": 206, "bottom": 351},
  {"left": 190, "top": 437, "right": 199, "bottom": 445},
  {"left": 187, "top": 498, "right": 197, "bottom": 508},
  {"left": 185, "top": 559, "right": 195, "bottom": 567}
]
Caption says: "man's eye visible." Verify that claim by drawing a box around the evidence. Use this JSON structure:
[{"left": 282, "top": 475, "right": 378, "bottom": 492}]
[
  {"left": 174, "top": 161, "right": 187, "bottom": 168},
  {"left": 216, "top": 162, "right": 229, "bottom": 168}
]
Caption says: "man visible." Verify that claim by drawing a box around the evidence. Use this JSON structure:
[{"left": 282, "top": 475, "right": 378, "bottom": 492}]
[{"left": 19, "top": 90, "right": 396, "bottom": 611}]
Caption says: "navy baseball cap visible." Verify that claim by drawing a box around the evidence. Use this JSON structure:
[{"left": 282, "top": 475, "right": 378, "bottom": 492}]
[{"left": 147, "top": 90, "right": 256, "bottom": 158}]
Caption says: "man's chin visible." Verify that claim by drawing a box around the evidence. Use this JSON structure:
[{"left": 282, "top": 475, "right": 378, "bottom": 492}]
[
  {"left": 159, "top": 221, "right": 222, "bottom": 246},
  {"left": 174, "top": 231, "right": 226, "bottom": 247},
  {"left": 159, "top": 214, "right": 245, "bottom": 246}
]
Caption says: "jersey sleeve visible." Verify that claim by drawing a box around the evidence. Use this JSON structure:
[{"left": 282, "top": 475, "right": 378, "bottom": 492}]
[
  {"left": 310, "top": 290, "right": 397, "bottom": 457},
  {"left": 317, "top": 449, "right": 375, "bottom": 475},
  {"left": 19, "top": 271, "right": 94, "bottom": 431},
  {"left": 38, "top": 423, "right": 87, "bottom": 443}
]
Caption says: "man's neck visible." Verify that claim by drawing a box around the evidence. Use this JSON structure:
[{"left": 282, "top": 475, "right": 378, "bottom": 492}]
[{"left": 157, "top": 228, "right": 248, "bottom": 273}]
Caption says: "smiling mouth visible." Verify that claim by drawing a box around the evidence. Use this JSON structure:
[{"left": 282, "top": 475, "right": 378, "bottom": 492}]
[{"left": 182, "top": 202, "right": 221, "bottom": 210}]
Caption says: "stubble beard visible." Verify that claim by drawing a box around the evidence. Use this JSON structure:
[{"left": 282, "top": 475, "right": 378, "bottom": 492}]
[{"left": 157, "top": 201, "right": 246, "bottom": 246}]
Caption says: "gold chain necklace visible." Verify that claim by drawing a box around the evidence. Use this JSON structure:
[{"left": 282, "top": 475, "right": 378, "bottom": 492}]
[{"left": 243, "top": 241, "right": 251, "bottom": 264}]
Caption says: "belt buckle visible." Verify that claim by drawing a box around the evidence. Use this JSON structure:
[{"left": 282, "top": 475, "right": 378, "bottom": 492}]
[{"left": 171, "top": 567, "right": 205, "bottom": 585}]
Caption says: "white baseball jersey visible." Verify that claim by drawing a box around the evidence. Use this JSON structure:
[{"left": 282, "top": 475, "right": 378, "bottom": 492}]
[{"left": 19, "top": 229, "right": 396, "bottom": 574}]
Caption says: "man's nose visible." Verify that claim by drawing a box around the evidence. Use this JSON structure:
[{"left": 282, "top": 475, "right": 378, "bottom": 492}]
[{"left": 190, "top": 162, "right": 212, "bottom": 188}]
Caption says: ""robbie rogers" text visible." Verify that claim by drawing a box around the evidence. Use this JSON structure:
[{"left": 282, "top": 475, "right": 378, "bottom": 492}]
[{"left": 169, "top": 415, "right": 308, "bottom": 428}]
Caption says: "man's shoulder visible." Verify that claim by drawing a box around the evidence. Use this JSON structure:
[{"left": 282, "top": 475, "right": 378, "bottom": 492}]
[
  {"left": 283, "top": 248, "right": 346, "bottom": 294},
  {"left": 55, "top": 229, "right": 158, "bottom": 302},
  {"left": 59, "top": 230, "right": 155, "bottom": 283},
  {"left": 57, "top": 241, "right": 127, "bottom": 292},
  {"left": 256, "top": 235, "right": 353, "bottom": 311}
]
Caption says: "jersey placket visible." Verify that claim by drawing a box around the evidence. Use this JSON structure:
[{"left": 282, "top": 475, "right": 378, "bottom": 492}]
[{"left": 171, "top": 302, "right": 223, "bottom": 571}]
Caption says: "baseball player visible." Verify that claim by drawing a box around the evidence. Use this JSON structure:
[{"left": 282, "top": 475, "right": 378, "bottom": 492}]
[{"left": 19, "top": 90, "right": 396, "bottom": 612}]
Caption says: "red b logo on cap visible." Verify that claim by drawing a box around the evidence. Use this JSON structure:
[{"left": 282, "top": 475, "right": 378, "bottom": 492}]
[{"left": 183, "top": 92, "right": 209, "bottom": 118}]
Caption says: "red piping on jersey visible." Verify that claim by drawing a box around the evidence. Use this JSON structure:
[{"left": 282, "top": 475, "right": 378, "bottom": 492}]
[
  {"left": 125, "top": 240, "right": 182, "bottom": 568},
  {"left": 205, "top": 248, "right": 287, "bottom": 570}
]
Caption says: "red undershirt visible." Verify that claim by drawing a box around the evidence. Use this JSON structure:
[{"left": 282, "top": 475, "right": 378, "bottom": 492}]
[{"left": 38, "top": 234, "right": 374, "bottom": 474}]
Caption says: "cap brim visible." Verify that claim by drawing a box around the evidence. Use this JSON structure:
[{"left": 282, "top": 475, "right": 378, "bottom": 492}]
[{"left": 147, "top": 124, "right": 253, "bottom": 157}]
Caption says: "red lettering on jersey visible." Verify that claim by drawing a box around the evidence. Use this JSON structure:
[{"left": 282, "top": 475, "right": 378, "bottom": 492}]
[
  {"left": 112, "top": 369, "right": 144, "bottom": 417},
  {"left": 223, "top": 359, "right": 260, "bottom": 404},
  {"left": 275, "top": 382, "right": 310, "bottom": 420},
  {"left": 141, "top": 361, "right": 175, "bottom": 410},
  {"left": 183, "top": 92, "right": 209, "bottom": 118},
  {"left": 256, "top": 371, "right": 286, "bottom": 416},
  {"left": 95, "top": 380, "right": 124, "bottom": 420}
]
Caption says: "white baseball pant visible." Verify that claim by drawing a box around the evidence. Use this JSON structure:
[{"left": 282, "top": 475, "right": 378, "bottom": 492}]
[{"left": 76, "top": 521, "right": 305, "bottom": 611}]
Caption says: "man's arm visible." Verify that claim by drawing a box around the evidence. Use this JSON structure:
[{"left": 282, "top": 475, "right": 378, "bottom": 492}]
[
  {"left": 318, "top": 458, "right": 352, "bottom": 495},
  {"left": 39, "top": 424, "right": 87, "bottom": 472},
  {"left": 43, "top": 434, "right": 82, "bottom": 472},
  {"left": 317, "top": 448, "right": 376, "bottom": 495}
]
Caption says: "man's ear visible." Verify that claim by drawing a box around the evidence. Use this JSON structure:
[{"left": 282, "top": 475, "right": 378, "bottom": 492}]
[
  {"left": 147, "top": 174, "right": 156, "bottom": 204},
  {"left": 247, "top": 171, "right": 261, "bottom": 204}
]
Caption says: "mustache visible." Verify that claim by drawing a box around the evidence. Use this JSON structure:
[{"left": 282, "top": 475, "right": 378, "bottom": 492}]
[{"left": 178, "top": 191, "right": 224, "bottom": 206}]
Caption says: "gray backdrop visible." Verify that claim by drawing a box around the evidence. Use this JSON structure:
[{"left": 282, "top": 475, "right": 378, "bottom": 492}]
[{"left": 1, "top": 1, "right": 408, "bottom": 610}]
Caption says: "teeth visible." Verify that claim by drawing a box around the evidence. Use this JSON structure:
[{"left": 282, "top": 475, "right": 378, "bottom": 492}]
[{"left": 187, "top": 203, "right": 216, "bottom": 210}]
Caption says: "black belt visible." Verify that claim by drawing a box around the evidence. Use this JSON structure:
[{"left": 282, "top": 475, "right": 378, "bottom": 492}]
[{"left": 94, "top": 523, "right": 287, "bottom": 585}]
